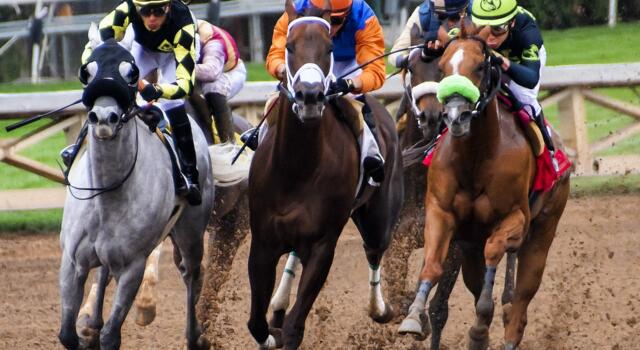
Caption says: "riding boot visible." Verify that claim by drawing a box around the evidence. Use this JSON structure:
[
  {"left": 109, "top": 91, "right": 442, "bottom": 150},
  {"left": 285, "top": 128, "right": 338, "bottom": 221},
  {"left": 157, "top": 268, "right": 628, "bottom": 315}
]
[
  {"left": 357, "top": 95, "right": 385, "bottom": 184},
  {"left": 534, "top": 110, "right": 559, "bottom": 171},
  {"left": 166, "top": 105, "right": 202, "bottom": 205},
  {"left": 205, "top": 92, "right": 235, "bottom": 144}
]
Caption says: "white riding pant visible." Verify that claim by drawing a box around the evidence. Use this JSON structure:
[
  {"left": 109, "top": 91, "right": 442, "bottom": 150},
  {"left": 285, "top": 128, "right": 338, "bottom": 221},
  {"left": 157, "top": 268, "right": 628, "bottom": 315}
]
[
  {"left": 200, "top": 59, "right": 247, "bottom": 98},
  {"left": 507, "top": 45, "right": 547, "bottom": 116}
]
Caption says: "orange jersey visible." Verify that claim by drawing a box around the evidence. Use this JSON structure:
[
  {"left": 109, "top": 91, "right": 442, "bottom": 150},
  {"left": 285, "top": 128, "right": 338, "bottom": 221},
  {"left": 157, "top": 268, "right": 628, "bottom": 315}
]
[{"left": 266, "top": 0, "right": 385, "bottom": 93}]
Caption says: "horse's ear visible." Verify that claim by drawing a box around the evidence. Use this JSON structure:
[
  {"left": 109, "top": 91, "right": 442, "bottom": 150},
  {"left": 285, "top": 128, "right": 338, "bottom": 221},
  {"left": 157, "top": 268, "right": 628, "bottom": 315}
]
[
  {"left": 410, "top": 23, "right": 421, "bottom": 46},
  {"left": 88, "top": 22, "right": 102, "bottom": 48},
  {"left": 285, "top": 0, "right": 298, "bottom": 22},
  {"left": 322, "top": 0, "right": 332, "bottom": 22}
]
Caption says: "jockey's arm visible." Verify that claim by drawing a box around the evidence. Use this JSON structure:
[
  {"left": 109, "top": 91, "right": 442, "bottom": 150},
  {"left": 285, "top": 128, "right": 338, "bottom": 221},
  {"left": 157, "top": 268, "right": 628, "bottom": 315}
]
[
  {"left": 81, "top": 2, "right": 131, "bottom": 64},
  {"left": 354, "top": 16, "right": 386, "bottom": 93},
  {"left": 195, "top": 39, "right": 226, "bottom": 83},
  {"left": 159, "top": 23, "right": 197, "bottom": 99},
  {"left": 389, "top": 6, "right": 421, "bottom": 68},
  {"left": 505, "top": 57, "right": 540, "bottom": 89},
  {"left": 266, "top": 13, "right": 289, "bottom": 80}
]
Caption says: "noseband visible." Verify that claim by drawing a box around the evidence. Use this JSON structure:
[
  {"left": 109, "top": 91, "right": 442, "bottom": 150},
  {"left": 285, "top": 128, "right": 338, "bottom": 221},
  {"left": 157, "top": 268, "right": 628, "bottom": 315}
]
[{"left": 284, "top": 17, "right": 335, "bottom": 114}]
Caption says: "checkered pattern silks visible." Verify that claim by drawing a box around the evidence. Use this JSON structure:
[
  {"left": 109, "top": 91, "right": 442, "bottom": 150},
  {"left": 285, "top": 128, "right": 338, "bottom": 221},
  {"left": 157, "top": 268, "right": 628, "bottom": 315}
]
[
  {"left": 159, "top": 23, "right": 196, "bottom": 99},
  {"left": 81, "top": 0, "right": 197, "bottom": 100}
]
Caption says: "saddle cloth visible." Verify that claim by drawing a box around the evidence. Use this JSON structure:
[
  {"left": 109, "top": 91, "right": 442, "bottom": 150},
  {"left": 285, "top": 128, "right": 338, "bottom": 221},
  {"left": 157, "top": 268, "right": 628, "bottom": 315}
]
[{"left": 422, "top": 93, "right": 571, "bottom": 194}]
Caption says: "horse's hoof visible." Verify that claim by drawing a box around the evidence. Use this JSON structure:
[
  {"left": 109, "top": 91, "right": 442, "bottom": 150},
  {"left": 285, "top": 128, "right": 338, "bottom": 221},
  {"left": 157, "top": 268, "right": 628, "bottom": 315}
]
[
  {"left": 77, "top": 323, "right": 100, "bottom": 350},
  {"left": 135, "top": 303, "right": 156, "bottom": 326},
  {"left": 504, "top": 342, "right": 517, "bottom": 350},
  {"left": 398, "top": 313, "right": 429, "bottom": 341},
  {"left": 468, "top": 326, "right": 489, "bottom": 350},
  {"left": 268, "top": 327, "right": 283, "bottom": 348},
  {"left": 78, "top": 335, "right": 99, "bottom": 350},
  {"left": 257, "top": 334, "right": 277, "bottom": 350},
  {"left": 370, "top": 302, "right": 394, "bottom": 324},
  {"left": 195, "top": 335, "right": 211, "bottom": 350}
]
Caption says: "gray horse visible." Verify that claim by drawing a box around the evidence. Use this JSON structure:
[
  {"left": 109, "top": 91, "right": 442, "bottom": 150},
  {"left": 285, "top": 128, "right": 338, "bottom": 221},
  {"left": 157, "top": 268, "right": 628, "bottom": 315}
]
[{"left": 58, "top": 39, "right": 214, "bottom": 350}]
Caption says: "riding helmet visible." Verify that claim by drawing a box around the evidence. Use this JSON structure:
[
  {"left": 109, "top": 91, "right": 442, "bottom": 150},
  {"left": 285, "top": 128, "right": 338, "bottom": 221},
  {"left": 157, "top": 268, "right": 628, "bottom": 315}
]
[
  {"left": 471, "top": 0, "right": 518, "bottom": 26},
  {"left": 132, "top": 0, "right": 170, "bottom": 6},
  {"left": 430, "top": 0, "right": 470, "bottom": 15},
  {"left": 310, "top": 0, "right": 352, "bottom": 16}
]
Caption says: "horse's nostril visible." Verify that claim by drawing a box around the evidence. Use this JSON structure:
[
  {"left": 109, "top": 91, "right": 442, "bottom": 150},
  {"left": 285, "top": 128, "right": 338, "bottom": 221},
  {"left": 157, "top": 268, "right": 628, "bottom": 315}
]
[
  {"left": 108, "top": 112, "right": 119, "bottom": 124},
  {"left": 88, "top": 111, "right": 98, "bottom": 123},
  {"left": 317, "top": 91, "right": 325, "bottom": 102},
  {"left": 295, "top": 91, "right": 304, "bottom": 101}
]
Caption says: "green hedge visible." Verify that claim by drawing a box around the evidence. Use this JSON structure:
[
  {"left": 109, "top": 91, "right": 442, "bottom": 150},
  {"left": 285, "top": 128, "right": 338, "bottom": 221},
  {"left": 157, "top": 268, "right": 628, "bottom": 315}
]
[{"left": 519, "top": 0, "right": 640, "bottom": 29}]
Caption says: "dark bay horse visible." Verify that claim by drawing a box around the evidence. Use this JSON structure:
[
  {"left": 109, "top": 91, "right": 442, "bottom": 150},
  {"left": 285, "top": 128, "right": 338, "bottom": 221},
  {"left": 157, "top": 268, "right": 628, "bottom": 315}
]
[
  {"left": 398, "top": 32, "right": 570, "bottom": 349},
  {"left": 246, "top": 2, "right": 403, "bottom": 349}
]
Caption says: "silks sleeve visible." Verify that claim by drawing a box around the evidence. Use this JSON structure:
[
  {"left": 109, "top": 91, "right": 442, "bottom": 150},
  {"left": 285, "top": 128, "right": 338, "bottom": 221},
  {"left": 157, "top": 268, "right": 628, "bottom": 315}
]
[
  {"left": 354, "top": 16, "right": 386, "bottom": 93},
  {"left": 81, "top": 2, "right": 131, "bottom": 64},
  {"left": 159, "top": 23, "right": 197, "bottom": 99},
  {"left": 266, "top": 13, "right": 289, "bottom": 79},
  {"left": 389, "top": 7, "right": 421, "bottom": 68}
]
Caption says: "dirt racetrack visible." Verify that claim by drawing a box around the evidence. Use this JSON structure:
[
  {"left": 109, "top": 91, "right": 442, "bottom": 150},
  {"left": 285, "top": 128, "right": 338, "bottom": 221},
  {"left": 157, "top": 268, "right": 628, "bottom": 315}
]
[{"left": 1, "top": 194, "right": 639, "bottom": 349}]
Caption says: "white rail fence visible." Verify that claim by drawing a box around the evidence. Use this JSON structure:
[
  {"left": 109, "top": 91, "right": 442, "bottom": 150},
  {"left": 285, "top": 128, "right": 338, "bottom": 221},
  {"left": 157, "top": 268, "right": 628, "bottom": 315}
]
[{"left": 1, "top": 62, "right": 639, "bottom": 210}]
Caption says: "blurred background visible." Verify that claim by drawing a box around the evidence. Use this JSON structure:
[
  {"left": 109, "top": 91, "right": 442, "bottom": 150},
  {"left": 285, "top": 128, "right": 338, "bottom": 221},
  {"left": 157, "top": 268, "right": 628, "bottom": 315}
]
[{"left": 0, "top": 0, "right": 639, "bottom": 231}]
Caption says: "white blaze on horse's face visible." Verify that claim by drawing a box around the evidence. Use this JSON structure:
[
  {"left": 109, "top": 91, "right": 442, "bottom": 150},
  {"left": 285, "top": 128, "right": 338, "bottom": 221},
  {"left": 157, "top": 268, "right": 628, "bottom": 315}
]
[
  {"left": 88, "top": 96, "right": 124, "bottom": 140},
  {"left": 449, "top": 48, "right": 465, "bottom": 75}
]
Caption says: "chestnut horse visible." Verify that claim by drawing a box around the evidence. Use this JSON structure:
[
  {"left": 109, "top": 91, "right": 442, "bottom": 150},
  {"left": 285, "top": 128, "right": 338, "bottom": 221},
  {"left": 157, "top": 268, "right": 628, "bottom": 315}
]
[
  {"left": 246, "top": 2, "right": 403, "bottom": 349},
  {"left": 398, "top": 33, "right": 570, "bottom": 349}
]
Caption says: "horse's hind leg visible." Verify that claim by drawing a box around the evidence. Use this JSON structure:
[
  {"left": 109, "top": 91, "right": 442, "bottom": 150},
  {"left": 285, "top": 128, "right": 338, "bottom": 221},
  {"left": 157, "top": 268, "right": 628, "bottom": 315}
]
[
  {"left": 134, "top": 241, "right": 163, "bottom": 326},
  {"left": 428, "top": 242, "right": 464, "bottom": 350},
  {"left": 169, "top": 233, "right": 210, "bottom": 350},
  {"left": 99, "top": 259, "right": 146, "bottom": 350},
  {"left": 59, "top": 254, "right": 90, "bottom": 349},
  {"left": 270, "top": 252, "right": 300, "bottom": 329},
  {"left": 504, "top": 215, "right": 561, "bottom": 349},
  {"left": 77, "top": 265, "right": 111, "bottom": 348},
  {"left": 247, "top": 239, "right": 281, "bottom": 349},
  {"left": 501, "top": 252, "right": 517, "bottom": 326},
  {"left": 282, "top": 238, "right": 339, "bottom": 350}
]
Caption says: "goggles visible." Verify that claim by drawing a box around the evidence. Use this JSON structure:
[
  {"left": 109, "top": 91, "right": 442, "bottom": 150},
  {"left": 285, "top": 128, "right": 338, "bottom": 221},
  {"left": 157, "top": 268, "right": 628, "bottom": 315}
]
[
  {"left": 330, "top": 12, "right": 349, "bottom": 25},
  {"left": 489, "top": 23, "right": 510, "bottom": 36},
  {"left": 137, "top": 4, "right": 169, "bottom": 17},
  {"left": 437, "top": 12, "right": 461, "bottom": 21}
]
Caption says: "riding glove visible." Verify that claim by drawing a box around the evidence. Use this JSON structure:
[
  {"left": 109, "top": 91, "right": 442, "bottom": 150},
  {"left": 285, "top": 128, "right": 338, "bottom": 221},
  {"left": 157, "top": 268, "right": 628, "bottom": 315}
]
[
  {"left": 490, "top": 50, "right": 505, "bottom": 68},
  {"left": 140, "top": 83, "right": 163, "bottom": 102},
  {"left": 329, "top": 78, "right": 355, "bottom": 96}
]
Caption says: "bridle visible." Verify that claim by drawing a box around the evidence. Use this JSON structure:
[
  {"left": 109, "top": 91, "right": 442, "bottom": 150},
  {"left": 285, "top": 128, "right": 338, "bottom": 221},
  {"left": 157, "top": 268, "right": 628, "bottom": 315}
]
[
  {"left": 401, "top": 47, "right": 442, "bottom": 132},
  {"left": 284, "top": 16, "right": 335, "bottom": 115},
  {"left": 65, "top": 105, "right": 142, "bottom": 201}
]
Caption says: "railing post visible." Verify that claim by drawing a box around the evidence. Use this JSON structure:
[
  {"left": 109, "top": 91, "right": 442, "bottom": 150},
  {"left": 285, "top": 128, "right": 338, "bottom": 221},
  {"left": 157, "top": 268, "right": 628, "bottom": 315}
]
[
  {"left": 558, "top": 87, "right": 591, "bottom": 175},
  {"left": 249, "top": 14, "right": 264, "bottom": 63}
]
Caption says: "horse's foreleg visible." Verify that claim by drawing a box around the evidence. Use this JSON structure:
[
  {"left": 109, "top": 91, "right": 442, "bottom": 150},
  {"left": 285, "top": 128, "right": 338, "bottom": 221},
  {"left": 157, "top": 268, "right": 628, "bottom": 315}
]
[
  {"left": 134, "top": 242, "right": 164, "bottom": 326},
  {"left": 269, "top": 252, "right": 300, "bottom": 329},
  {"left": 282, "top": 239, "right": 338, "bottom": 350},
  {"left": 100, "top": 259, "right": 146, "bottom": 350},
  {"left": 59, "top": 254, "right": 90, "bottom": 350},
  {"left": 504, "top": 216, "right": 558, "bottom": 350},
  {"left": 469, "top": 209, "right": 526, "bottom": 350},
  {"left": 398, "top": 202, "right": 455, "bottom": 340},
  {"left": 501, "top": 252, "right": 517, "bottom": 327},
  {"left": 428, "top": 242, "right": 464, "bottom": 350},
  {"left": 77, "top": 265, "right": 110, "bottom": 347},
  {"left": 247, "top": 239, "right": 280, "bottom": 350}
]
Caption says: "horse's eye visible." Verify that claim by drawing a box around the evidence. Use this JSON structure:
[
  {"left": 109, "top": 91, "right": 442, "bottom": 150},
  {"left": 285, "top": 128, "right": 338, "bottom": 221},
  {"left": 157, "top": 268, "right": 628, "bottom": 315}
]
[{"left": 286, "top": 43, "right": 294, "bottom": 53}]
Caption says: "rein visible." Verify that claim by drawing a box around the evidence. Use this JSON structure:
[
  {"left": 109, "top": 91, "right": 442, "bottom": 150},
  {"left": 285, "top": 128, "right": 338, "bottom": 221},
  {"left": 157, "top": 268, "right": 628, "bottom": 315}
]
[{"left": 65, "top": 106, "right": 141, "bottom": 201}]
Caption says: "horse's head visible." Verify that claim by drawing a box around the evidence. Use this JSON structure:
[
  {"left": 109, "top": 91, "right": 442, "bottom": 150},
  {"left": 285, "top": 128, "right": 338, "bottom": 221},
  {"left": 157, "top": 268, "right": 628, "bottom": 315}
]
[
  {"left": 284, "top": 0, "right": 333, "bottom": 125},
  {"left": 79, "top": 27, "right": 140, "bottom": 140},
  {"left": 405, "top": 24, "right": 445, "bottom": 141}
]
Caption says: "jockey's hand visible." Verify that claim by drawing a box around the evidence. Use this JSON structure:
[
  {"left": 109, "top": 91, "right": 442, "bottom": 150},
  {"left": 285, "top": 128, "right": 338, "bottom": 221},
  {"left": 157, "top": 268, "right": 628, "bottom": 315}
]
[
  {"left": 396, "top": 55, "right": 409, "bottom": 69},
  {"left": 276, "top": 63, "right": 286, "bottom": 81},
  {"left": 328, "top": 78, "right": 355, "bottom": 96},
  {"left": 490, "top": 50, "right": 511, "bottom": 71},
  {"left": 423, "top": 40, "right": 444, "bottom": 58},
  {"left": 140, "top": 83, "right": 163, "bottom": 102}
]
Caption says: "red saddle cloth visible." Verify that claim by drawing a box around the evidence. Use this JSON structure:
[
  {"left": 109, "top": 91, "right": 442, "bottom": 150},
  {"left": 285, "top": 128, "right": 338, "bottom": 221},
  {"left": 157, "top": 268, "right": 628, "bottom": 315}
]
[{"left": 423, "top": 94, "right": 571, "bottom": 193}]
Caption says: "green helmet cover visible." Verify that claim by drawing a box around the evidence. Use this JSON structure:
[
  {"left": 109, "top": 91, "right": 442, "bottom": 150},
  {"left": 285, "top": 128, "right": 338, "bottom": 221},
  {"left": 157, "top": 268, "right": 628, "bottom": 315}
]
[{"left": 471, "top": 0, "right": 518, "bottom": 26}]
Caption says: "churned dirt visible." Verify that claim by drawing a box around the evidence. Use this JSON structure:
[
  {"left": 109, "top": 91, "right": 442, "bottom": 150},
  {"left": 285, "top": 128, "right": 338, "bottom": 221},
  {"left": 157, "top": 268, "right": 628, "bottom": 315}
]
[{"left": 1, "top": 194, "right": 639, "bottom": 349}]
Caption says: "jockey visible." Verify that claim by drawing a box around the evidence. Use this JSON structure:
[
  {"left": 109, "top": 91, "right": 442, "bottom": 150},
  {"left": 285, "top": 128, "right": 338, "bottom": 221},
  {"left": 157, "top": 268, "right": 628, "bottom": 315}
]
[
  {"left": 264, "top": 0, "right": 387, "bottom": 184},
  {"left": 471, "top": 0, "right": 557, "bottom": 164},
  {"left": 79, "top": 0, "right": 202, "bottom": 205},
  {"left": 389, "top": 0, "right": 473, "bottom": 68},
  {"left": 195, "top": 19, "right": 246, "bottom": 144}
]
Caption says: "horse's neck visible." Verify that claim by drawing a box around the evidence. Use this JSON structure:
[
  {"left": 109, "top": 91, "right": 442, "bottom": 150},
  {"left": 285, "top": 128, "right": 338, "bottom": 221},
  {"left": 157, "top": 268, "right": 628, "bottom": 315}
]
[
  {"left": 87, "top": 120, "right": 138, "bottom": 187},
  {"left": 273, "top": 98, "right": 327, "bottom": 176}
]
